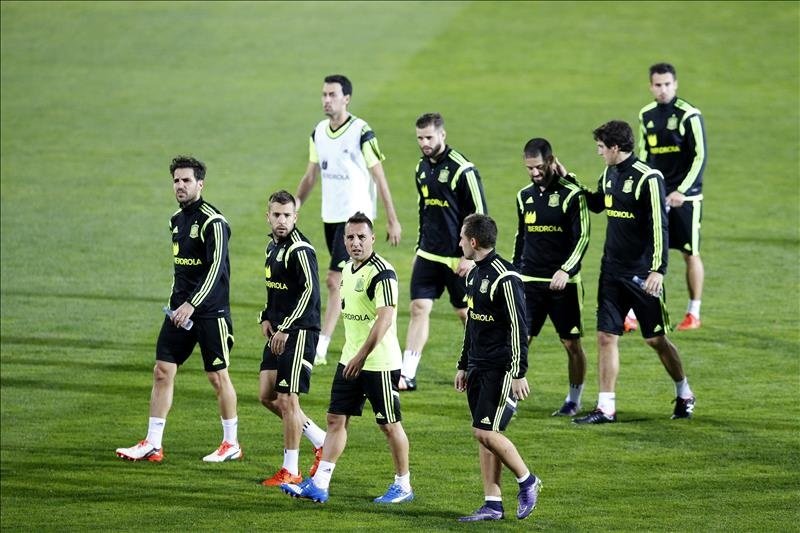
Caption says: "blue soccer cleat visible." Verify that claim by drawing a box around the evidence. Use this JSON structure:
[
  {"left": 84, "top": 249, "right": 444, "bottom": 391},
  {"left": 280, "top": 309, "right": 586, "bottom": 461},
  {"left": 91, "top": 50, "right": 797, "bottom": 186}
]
[
  {"left": 516, "top": 476, "right": 542, "bottom": 519},
  {"left": 458, "top": 505, "right": 504, "bottom": 522},
  {"left": 280, "top": 478, "right": 329, "bottom": 503},
  {"left": 374, "top": 483, "right": 414, "bottom": 504}
]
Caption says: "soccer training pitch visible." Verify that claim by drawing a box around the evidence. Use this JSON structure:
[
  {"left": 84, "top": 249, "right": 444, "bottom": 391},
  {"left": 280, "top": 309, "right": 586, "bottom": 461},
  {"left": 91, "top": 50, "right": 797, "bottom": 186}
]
[{"left": 1, "top": 1, "right": 798, "bottom": 530}]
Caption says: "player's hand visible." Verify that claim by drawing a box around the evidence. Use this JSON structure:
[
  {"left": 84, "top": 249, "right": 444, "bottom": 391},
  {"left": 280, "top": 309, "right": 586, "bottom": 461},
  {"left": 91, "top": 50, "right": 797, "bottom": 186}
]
[
  {"left": 343, "top": 356, "right": 366, "bottom": 380},
  {"left": 386, "top": 219, "right": 402, "bottom": 246},
  {"left": 550, "top": 269, "right": 569, "bottom": 291},
  {"left": 666, "top": 191, "right": 685, "bottom": 208},
  {"left": 644, "top": 271, "right": 664, "bottom": 298},
  {"left": 269, "top": 330, "right": 288, "bottom": 356},
  {"left": 173, "top": 302, "right": 195, "bottom": 329},
  {"left": 261, "top": 320, "right": 275, "bottom": 339},
  {"left": 553, "top": 156, "right": 568, "bottom": 177},
  {"left": 512, "top": 377, "right": 530, "bottom": 401},
  {"left": 454, "top": 369, "right": 467, "bottom": 392},
  {"left": 456, "top": 257, "right": 475, "bottom": 277}
]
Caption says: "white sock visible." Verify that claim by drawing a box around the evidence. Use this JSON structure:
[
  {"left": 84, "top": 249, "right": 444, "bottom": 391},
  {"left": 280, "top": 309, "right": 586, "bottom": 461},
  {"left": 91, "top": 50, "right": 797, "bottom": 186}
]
[
  {"left": 687, "top": 300, "right": 701, "bottom": 318},
  {"left": 597, "top": 392, "right": 616, "bottom": 415},
  {"left": 626, "top": 309, "right": 637, "bottom": 320},
  {"left": 222, "top": 417, "right": 238, "bottom": 444},
  {"left": 394, "top": 472, "right": 412, "bottom": 492},
  {"left": 312, "top": 460, "right": 336, "bottom": 489},
  {"left": 282, "top": 448, "right": 299, "bottom": 475},
  {"left": 302, "top": 419, "right": 326, "bottom": 449},
  {"left": 146, "top": 417, "right": 166, "bottom": 449},
  {"left": 485, "top": 495, "right": 503, "bottom": 502},
  {"left": 568, "top": 383, "right": 584, "bottom": 405},
  {"left": 515, "top": 471, "right": 531, "bottom": 483},
  {"left": 316, "top": 335, "right": 330, "bottom": 358},
  {"left": 674, "top": 378, "right": 693, "bottom": 399},
  {"left": 401, "top": 350, "right": 421, "bottom": 378}
]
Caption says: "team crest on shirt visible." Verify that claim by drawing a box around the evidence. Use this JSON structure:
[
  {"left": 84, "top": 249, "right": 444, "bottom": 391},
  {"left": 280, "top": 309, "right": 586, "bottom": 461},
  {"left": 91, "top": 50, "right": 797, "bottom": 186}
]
[
  {"left": 479, "top": 278, "right": 489, "bottom": 294},
  {"left": 354, "top": 277, "right": 365, "bottom": 292},
  {"left": 190, "top": 223, "right": 199, "bottom": 238},
  {"left": 667, "top": 115, "right": 678, "bottom": 130},
  {"left": 647, "top": 134, "right": 658, "bottom": 147},
  {"left": 438, "top": 168, "right": 450, "bottom": 183},
  {"left": 622, "top": 178, "right": 634, "bottom": 194},
  {"left": 604, "top": 194, "right": 613, "bottom": 208},
  {"left": 548, "top": 194, "right": 560, "bottom": 207},
  {"left": 172, "top": 242, "right": 179, "bottom": 256},
  {"left": 276, "top": 248, "right": 285, "bottom": 263}
]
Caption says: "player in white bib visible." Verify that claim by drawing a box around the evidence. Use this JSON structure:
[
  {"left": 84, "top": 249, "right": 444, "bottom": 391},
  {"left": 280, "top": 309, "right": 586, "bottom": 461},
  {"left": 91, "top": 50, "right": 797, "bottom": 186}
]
[{"left": 296, "top": 75, "right": 402, "bottom": 365}]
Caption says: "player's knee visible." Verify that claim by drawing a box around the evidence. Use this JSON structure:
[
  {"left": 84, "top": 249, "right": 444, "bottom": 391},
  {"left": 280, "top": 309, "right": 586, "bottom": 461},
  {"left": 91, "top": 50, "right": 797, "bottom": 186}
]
[
  {"left": 644, "top": 335, "right": 666, "bottom": 350},
  {"left": 472, "top": 427, "right": 491, "bottom": 446},
  {"left": 409, "top": 299, "right": 431, "bottom": 318},
  {"left": 152, "top": 362, "right": 174, "bottom": 384},
  {"left": 325, "top": 273, "right": 340, "bottom": 292},
  {"left": 597, "top": 331, "right": 616, "bottom": 349}
]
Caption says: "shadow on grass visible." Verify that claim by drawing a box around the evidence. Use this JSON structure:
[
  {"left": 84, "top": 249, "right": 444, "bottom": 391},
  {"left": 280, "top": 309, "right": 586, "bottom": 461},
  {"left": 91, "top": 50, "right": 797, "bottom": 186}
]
[{"left": 1, "top": 335, "right": 152, "bottom": 353}]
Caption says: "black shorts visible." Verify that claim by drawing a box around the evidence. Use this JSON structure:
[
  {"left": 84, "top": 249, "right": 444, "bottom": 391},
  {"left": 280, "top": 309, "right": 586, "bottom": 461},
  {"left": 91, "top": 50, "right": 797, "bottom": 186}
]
[
  {"left": 156, "top": 315, "right": 234, "bottom": 372},
  {"left": 260, "top": 329, "right": 318, "bottom": 394},
  {"left": 324, "top": 222, "right": 349, "bottom": 272},
  {"left": 667, "top": 199, "right": 702, "bottom": 255},
  {"left": 524, "top": 280, "right": 583, "bottom": 339},
  {"left": 410, "top": 255, "right": 467, "bottom": 308},
  {"left": 466, "top": 367, "right": 517, "bottom": 431},
  {"left": 328, "top": 363, "right": 402, "bottom": 425},
  {"left": 596, "top": 271, "right": 671, "bottom": 338}
]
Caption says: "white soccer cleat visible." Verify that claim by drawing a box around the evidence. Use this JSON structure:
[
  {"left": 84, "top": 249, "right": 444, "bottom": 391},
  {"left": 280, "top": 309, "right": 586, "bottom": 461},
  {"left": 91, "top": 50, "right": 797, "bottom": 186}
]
[
  {"left": 116, "top": 440, "right": 163, "bottom": 462},
  {"left": 202, "top": 441, "right": 242, "bottom": 462}
]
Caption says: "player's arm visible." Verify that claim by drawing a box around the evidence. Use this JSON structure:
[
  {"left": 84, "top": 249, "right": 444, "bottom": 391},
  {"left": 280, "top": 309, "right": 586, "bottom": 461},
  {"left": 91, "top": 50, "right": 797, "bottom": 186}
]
[
  {"left": 512, "top": 191, "right": 525, "bottom": 269},
  {"left": 455, "top": 276, "right": 471, "bottom": 393},
  {"left": 369, "top": 161, "right": 402, "bottom": 245},
  {"left": 558, "top": 190, "right": 591, "bottom": 280},
  {"left": 176, "top": 218, "right": 229, "bottom": 326},
  {"left": 637, "top": 109, "right": 649, "bottom": 161},
  {"left": 676, "top": 113, "right": 707, "bottom": 194},
  {"left": 361, "top": 126, "right": 401, "bottom": 245},
  {"left": 497, "top": 275, "right": 530, "bottom": 399},
  {"left": 295, "top": 160, "right": 320, "bottom": 209},
  {"left": 276, "top": 247, "right": 317, "bottom": 333},
  {"left": 584, "top": 173, "right": 607, "bottom": 213},
  {"left": 343, "top": 305, "right": 393, "bottom": 380},
  {"left": 296, "top": 133, "right": 321, "bottom": 209},
  {"left": 642, "top": 172, "right": 668, "bottom": 295}
]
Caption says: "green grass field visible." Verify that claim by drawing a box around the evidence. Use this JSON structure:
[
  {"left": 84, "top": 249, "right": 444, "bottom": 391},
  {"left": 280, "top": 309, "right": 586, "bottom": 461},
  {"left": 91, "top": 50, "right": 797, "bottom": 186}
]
[{"left": 2, "top": 1, "right": 798, "bottom": 530}]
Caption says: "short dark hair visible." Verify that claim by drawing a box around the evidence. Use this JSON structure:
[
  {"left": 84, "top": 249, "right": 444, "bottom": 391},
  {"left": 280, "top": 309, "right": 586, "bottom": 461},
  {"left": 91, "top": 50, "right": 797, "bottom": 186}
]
[
  {"left": 268, "top": 190, "right": 296, "bottom": 207},
  {"left": 416, "top": 112, "right": 444, "bottom": 129},
  {"left": 324, "top": 74, "right": 352, "bottom": 96},
  {"left": 649, "top": 62, "right": 677, "bottom": 79},
  {"left": 346, "top": 211, "right": 373, "bottom": 231},
  {"left": 462, "top": 213, "right": 497, "bottom": 249},
  {"left": 523, "top": 138, "right": 553, "bottom": 159},
  {"left": 593, "top": 120, "right": 635, "bottom": 153},
  {"left": 170, "top": 155, "right": 206, "bottom": 180}
]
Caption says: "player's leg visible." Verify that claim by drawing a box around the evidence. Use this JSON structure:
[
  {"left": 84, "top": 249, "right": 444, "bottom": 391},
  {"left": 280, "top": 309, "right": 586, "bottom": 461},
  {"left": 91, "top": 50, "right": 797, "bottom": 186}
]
[
  {"left": 645, "top": 334, "right": 696, "bottom": 418},
  {"left": 316, "top": 223, "right": 348, "bottom": 363},
  {"left": 459, "top": 442, "right": 504, "bottom": 522},
  {"left": 574, "top": 273, "right": 624, "bottom": 424},
  {"left": 372, "top": 369, "right": 413, "bottom": 503},
  {"left": 258, "top": 369, "right": 280, "bottom": 416},
  {"left": 400, "top": 298, "right": 432, "bottom": 390},
  {"left": 200, "top": 317, "right": 241, "bottom": 462},
  {"left": 116, "top": 319, "right": 190, "bottom": 462},
  {"left": 673, "top": 201, "right": 703, "bottom": 329}
]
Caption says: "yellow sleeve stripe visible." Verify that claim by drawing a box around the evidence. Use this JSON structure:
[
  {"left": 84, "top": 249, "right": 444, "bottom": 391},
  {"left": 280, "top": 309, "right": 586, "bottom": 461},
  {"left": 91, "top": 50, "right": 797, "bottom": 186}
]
[
  {"left": 191, "top": 221, "right": 224, "bottom": 307},
  {"left": 503, "top": 280, "right": 522, "bottom": 377},
  {"left": 648, "top": 178, "right": 665, "bottom": 272},
  {"left": 678, "top": 114, "right": 706, "bottom": 193},
  {"left": 463, "top": 169, "right": 485, "bottom": 213},
  {"left": 561, "top": 194, "right": 590, "bottom": 273}
]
